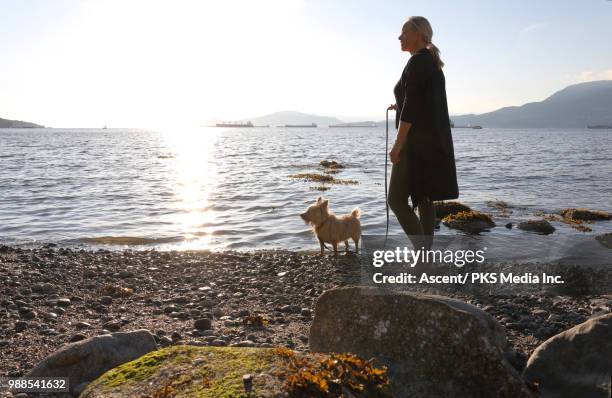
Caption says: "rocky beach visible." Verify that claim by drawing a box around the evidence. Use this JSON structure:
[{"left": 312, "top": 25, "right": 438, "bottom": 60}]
[{"left": 1, "top": 243, "right": 610, "bottom": 395}]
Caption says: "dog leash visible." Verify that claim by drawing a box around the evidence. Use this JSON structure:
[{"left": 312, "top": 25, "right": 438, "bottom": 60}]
[{"left": 384, "top": 108, "right": 390, "bottom": 250}]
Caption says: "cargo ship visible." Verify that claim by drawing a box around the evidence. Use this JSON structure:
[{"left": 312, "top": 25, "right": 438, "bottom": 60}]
[
  {"left": 587, "top": 124, "right": 612, "bottom": 129},
  {"left": 329, "top": 122, "right": 377, "bottom": 128},
  {"left": 215, "top": 121, "right": 254, "bottom": 127},
  {"left": 284, "top": 123, "right": 317, "bottom": 128}
]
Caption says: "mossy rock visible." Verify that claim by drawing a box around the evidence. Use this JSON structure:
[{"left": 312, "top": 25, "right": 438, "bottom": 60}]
[
  {"left": 560, "top": 208, "right": 611, "bottom": 221},
  {"left": 442, "top": 211, "right": 495, "bottom": 233},
  {"left": 517, "top": 219, "right": 556, "bottom": 235},
  {"left": 81, "top": 345, "right": 391, "bottom": 398},
  {"left": 434, "top": 201, "right": 472, "bottom": 219},
  {"left": 319, "top": 160, "right": 344, "bottom": 169}
]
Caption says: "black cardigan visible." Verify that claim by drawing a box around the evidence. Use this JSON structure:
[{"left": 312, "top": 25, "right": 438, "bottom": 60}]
[{"left": 393, "top": 47, "right": 459, "bottom": 208}]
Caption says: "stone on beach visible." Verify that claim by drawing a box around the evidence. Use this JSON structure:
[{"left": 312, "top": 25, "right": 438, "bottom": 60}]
[
  {"left": 517, "top": 219, "right": 556, "bottom": 234},
  {"left": 193, "top": 318, "right": 212, "bottom": 330},
  {"left": 523, "top": 313, "right": 612, "bottom": 398},
  {"left": 319, "top": 159, "right": 344, "bottom": 169},
  {"left": 442, "top": 210, "right": 496, "bottom": 233},
  {"left": 80, "top": 345, "right": 392, "bottom": 397},
  {"left": 560, "top": 208, "right": 611, "bottom": 221},
  {"left": 309, "top": 286, "right": 533, "bottom": 397},
  {"left": 27, "top": 329, "right": 157, "bottom": 396}
]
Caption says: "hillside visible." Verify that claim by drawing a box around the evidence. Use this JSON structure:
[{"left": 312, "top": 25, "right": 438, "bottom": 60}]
[
  {"left": 451, "top": 80, "right": 612, "bottom": 128},
  {"left": 0, "top": 117, "right": 44, "bottom": 128}
]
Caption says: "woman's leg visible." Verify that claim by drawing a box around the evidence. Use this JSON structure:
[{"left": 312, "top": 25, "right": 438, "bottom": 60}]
[
  {"left": 417, "top": 196, "right": 436, "bottom": 250},
  {"left": 387, "top": 161, "right": 424, "bottom": 245}
]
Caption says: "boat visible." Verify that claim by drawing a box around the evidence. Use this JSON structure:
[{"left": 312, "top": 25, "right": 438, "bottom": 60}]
[
  {"left": 587, "top": 124, "right": 612, "bottom": 129},
  {"left": 284, "top": 123, "right": 317, "bottom": 128},
  {"left": 453, "top": 124, "right": 483, "bottom": 129},
  {"left": 215, "top": 121, "right": 254, "bottom": 127},
  {"left": 329, "top": 122, "right": 377, "bottom": 128}
]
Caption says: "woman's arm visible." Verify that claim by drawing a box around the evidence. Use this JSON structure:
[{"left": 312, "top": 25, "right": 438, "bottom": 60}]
[{"left": 390, "top": 120, "right": 411, "bottom": 164}]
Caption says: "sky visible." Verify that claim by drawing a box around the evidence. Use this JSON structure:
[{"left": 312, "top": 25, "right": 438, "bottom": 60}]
[{"left": 1, "top": 0, "right": 611, "bottom": 128}]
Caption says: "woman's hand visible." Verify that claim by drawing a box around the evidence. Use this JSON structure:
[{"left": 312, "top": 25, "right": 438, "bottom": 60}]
[
  {"left": 390, "top": 143, "right": 402, "bottom": 164},
  {"left": 387, "top": 104, "right": 397, "bottom": 111}
]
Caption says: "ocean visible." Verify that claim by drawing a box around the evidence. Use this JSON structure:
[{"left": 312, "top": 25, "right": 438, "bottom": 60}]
[{"left": 1, "top": 127, "right": 610, "bottom": 252}]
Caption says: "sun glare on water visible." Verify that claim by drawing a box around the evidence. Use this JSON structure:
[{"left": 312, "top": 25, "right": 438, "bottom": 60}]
[{"left": 160, "top": 126, "right": 220, "bottom": 250}]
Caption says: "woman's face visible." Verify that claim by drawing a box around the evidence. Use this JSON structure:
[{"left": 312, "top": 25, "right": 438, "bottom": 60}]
[{"left": 398, "top": 23, "right": 419, "bottom": 53}]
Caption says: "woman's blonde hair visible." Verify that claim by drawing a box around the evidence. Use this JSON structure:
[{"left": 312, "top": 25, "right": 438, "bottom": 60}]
[{"left": 406, "top": 16, "right": 444, "bottom": 70}]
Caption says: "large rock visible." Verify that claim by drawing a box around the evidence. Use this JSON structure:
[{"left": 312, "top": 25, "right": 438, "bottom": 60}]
[
  {"left": 523, "top": 313, "right": 612, "bottom": 398},
  {"left": 442, "top": 210, "right": 496, "bottom": 233},
  {"left": 434, "top": 200, "right": 472, "bottom": 219},
  {"left": 560, "top": 208, "right": 611, "bottom": 221},
  {"left": 518, "top": 219, "right": 556, "bottom": 234},
  {"left": 27, "top": 329, "right": 157, "bottom": 396},
  {"left": 309, "top": 286, "right": 533, "bottom": 397},
  {"left": 81, "top": 345, "right": 392, "bottom": 397}
]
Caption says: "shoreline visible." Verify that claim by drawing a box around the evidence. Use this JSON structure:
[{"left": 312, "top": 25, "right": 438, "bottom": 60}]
[{"left": 0, "top": 244, "right": 610, "bottom": 378}]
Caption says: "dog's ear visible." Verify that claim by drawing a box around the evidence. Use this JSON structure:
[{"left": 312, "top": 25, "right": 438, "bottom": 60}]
[
  {"left": 316, "top": 196, "right": 322, "bottom": 203},
  {"left": 321, "top": 199, "right": 329, "bottom": 208}
]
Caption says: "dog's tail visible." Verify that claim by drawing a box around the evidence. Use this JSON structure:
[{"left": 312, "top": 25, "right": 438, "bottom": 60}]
[{"left": 351, "top": 207, "right": 361, "bottom": 219}]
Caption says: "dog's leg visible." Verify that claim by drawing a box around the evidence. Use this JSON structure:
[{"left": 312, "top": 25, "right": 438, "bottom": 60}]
[
  {"left": 318, "top": 239, "right": 325, "bottom": 256},
  {"left": 353, "top": 237, "right": 359, "bottom": 253},
  {"left": 332, "top": 242, "right": 338, "bottom": 255},
  {"left": 344, "top": 240, "right": 349, "bottom": 252}
]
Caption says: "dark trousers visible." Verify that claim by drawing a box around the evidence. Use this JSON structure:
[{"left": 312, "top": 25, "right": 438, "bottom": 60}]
[{"left": 387, "top": 157, "right": 436, "bottom": 250}]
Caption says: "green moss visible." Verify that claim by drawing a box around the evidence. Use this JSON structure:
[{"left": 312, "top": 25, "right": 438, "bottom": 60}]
[
  {"left": 100, "top": 347, "right": 175, "bottom": 387},
  {"left": 86, "top": 346, "right": 278, "bottom": 397},
  {"left": 84, "top": 346, "right": 390, "bottom": 397}
]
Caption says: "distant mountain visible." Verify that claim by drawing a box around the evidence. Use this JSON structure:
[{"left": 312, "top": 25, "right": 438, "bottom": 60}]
[
  {"left": 238, "top": 110, "right": 343, "bottom": 127},
  {"left": 0, "top": 117, "right": 44, "bottom": 128},
  {"left": 451, "top": 80, "right": 612, "bottom": 128}
]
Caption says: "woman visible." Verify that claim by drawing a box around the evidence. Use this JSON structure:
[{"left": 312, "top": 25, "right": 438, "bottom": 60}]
[{"left": 387, "top": 16, "right": 458, "bottom": 250}]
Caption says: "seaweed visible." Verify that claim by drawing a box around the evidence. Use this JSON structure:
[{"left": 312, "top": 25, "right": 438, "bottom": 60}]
[
  {"left": 288, "top": 173, "right": 358, "bottom": 185},
  {"left": 272, "top": 348, "right": 391, "bottom": 397}
]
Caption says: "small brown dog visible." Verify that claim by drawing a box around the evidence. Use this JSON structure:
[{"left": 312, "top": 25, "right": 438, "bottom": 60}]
[{"left": 300, "top": 196, "right": 361, "bottom": 255}]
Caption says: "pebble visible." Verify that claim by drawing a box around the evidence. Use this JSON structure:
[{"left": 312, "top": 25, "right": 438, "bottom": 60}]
[
  {"left": 118, "top": 271, "right": 134, "bottom": 279},
  {"left": 159, "top": 336, "right": 173, "bottom": 346},
  {"left": 231, "top": 340, "right": 256, "bottom": 347},
  {"left": 21, "top": 310, "right": 37, "bottom": 320},
  {"left": 210, "top": 339, "right": 228, "bottom": 346},
  {"left": 194, "top": 318, "right": 213, "bottom": 330},
  {"left": 102, "top": 321, "right": 121, "bottom": 331},
  {"left": 15, "top": 321, "right": 28, "bottom": 333},
  {"left": 32, "top": 283, "right": 55, "bottom": 294},
  {"left": 56, "top": 298, "right": 71, "bottom": 307},
  {"left": 69, "top": 334, "right": 87, "bottom": 343},
  {"left": 100, "top": 296, "right": 113, "bottom": 305}
]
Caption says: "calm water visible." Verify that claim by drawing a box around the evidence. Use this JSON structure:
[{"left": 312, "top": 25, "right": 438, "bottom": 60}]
[{"left": 0, "top": 127, "right": 610, "bottom": 251}]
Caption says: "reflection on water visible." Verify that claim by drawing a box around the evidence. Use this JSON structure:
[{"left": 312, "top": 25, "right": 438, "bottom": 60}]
[
  {"left": 0, "top": 127, "right": 610, "bottom": 252},
  {"left": 161, "top": 127, "right": 219, "bottom": 249}
]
